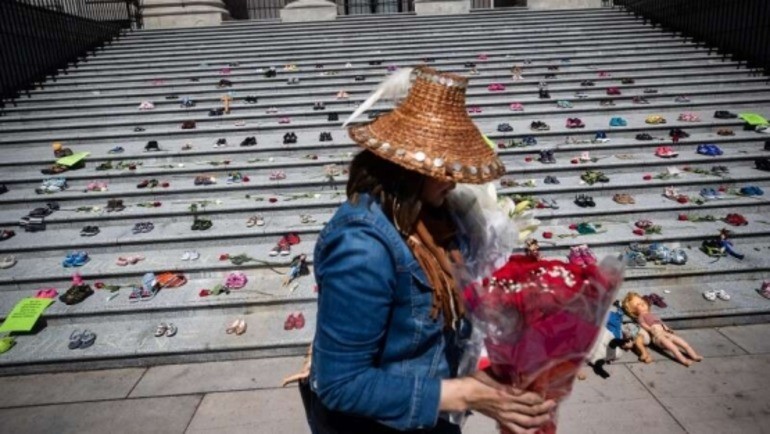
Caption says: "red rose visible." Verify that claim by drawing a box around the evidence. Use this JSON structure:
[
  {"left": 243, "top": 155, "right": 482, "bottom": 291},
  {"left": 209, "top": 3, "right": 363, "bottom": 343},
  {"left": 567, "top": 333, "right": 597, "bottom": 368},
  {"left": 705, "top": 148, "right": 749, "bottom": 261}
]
[
  {"left": 569, "top": 223, "right": 578, "bottom": 230},
  {"left": 677, "top": 196, "right": 689, "bottom": 204},
  {"left": 199, "top": 289, "right": 211, "bottom": 297},
  {"left": 219, "top": 254, "right": 229, "bottom": 261},
  {"left": 269, "top": 197, "right": 278, "bottom": 203},
  {"left": 525, "top": 157, "right": 533, "bottom": 162},
  {"left": 242, "top": 176, "right": 250, "bottom": 182},
  {"left": 542, "top": 231, "right": 553, "bottom": 239},
  {"left": 633, "top": 228, "right": 645, "bottom": 236},
  {"left": 643, "top": 174, "right": 652, "bottom": 180},
  {"left": 571, "top": 158, "right": 579, "bottom": 164},
  {"left": 153, "top": 201, "right": 161, "bottom": 207},
  {"left": 161, "top": 182, "right": 170, "bottom": 188},
  {"left": 223, "top": 160, "right": 231, "bottom": 165},
  {"left": 678, "top": 214, "right": 688, "bottom": 221},
  {"left": 94, "top": 282, "right": 105, "bottom": 289},
  {"left": 536, "top": 202, "right": 545, "bottom": 209}
]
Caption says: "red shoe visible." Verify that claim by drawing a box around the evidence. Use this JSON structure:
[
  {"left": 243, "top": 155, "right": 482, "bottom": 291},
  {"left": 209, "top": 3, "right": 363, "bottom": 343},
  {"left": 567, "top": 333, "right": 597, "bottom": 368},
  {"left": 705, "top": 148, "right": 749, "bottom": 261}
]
[
  {"left": 285, "top": 232, "right": 301, "bottom": 245},
  {"left": 284, "top": 313, "right": 296, "bottom": 330},
  {"left": 724, "top": 213, "right": 748, "bottom": 226},
  {"left": 294, "top": 313, "right": 305, "bottom": 329}
]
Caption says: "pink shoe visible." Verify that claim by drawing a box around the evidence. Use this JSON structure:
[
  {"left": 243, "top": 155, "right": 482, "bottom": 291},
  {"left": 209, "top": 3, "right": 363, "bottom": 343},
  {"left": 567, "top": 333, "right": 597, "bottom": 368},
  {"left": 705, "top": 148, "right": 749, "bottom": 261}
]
[
  {"left": 568, "top": 247, "right": 585, "bottom": 266},
  {"left": 579, "top": 245, "right": 597, "bottom": 265},
  {"left": 477, "top": 53, "right": 488, "bottom": 60},
  {"left": 225, "top": 271, "right": 248, "bottom": 289},
  {"left": 72, "top": 273, "right": 84, "bottom": 286},
  {"left": 509, "top": 102, "right": 524, "bottom": 111},
  {"left": 35, "top": 288, "right": 58, "bottom": 299},
  {"left": 278, "top": 117, "right": 290, "bottom": 124}
]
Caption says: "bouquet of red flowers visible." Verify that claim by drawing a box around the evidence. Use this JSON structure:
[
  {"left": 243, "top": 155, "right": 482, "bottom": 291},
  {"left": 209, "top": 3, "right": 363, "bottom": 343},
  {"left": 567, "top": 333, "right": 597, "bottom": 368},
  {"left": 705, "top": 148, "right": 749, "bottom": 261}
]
[{"left": 463, "top": 253, "right": 622, "bottom": 434}]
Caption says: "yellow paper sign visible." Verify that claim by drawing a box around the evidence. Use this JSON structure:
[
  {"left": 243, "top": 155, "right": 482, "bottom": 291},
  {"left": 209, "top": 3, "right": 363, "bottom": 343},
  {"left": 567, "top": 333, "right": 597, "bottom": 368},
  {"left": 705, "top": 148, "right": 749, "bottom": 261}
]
[{"left": 0, "top": 298, "right": 54, "bottom": 333}]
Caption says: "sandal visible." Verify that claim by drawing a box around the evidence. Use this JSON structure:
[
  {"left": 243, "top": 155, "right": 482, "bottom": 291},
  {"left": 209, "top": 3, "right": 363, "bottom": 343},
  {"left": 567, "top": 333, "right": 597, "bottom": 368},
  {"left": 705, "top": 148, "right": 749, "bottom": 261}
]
[
  {"left": 156, "top": 272, "right": 187, "bottom": 288},
  {"left": 703, "top": 290, "right": 717, "bottom": 302},
  {"left": 715, "top": 289, "right": 731, "bottom": 301}
]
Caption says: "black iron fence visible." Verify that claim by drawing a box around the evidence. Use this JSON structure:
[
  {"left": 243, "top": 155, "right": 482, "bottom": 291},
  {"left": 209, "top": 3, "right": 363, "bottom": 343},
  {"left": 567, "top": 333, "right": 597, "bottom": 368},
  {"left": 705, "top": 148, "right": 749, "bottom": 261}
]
[
  {"left": 0, "top": 0, "right": 141, "bottom": 109},
  {"left": 615, "top": 0, "right": 770, "bottom": 74}
]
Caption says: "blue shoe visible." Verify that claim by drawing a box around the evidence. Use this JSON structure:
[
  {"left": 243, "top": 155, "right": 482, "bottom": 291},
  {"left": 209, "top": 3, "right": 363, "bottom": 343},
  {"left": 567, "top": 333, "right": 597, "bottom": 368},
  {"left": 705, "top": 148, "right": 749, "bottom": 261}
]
[
  {"left": 700, "top": 188, "right": 717, "bottom": 200},
  {"left": 108, "top": 146, "right": 124, "bottom": 154},
  {"left": 609, "top": 117, "right": 627, "bottom": 127}
]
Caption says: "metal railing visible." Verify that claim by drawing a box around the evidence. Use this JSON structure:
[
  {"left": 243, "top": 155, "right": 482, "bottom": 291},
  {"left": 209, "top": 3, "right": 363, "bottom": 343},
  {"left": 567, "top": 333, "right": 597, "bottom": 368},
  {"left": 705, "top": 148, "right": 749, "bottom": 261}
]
[
  {"left": 0, "top": 0, "right": 141, "bottom": 110},
  {"left": 615, "top": 0, "right": 769, "bottom": 75}
]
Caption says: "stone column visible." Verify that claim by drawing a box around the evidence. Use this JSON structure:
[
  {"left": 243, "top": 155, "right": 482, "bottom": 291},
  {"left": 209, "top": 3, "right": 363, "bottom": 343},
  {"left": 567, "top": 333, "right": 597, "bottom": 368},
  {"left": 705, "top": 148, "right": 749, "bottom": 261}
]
[
  {"left": 280, "top": 0, "right": 337, "bottom": 22},
  {"left": 414, "top": 0, "right": 470, "bottom": 15},
  {"left": 142, "top": 0, "right": 231, "bottom": 29},
  {"left": 527, "top": 0, "right": 605, "bottom": 9}
]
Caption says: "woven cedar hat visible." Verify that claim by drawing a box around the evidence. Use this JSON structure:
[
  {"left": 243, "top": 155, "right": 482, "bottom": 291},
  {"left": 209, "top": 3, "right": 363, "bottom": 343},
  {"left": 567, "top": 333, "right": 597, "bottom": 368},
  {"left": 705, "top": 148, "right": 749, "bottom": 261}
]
[{"left": 346, "top": 66, "right": 506, "bottom": 184}]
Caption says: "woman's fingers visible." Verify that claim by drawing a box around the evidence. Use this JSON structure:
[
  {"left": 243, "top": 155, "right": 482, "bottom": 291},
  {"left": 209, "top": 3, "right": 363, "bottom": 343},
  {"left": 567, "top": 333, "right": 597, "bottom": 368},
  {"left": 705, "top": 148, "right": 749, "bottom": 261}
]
[
  {"left": 497, "top": 409, "right": 552, "bottom": 430},
  {"left": 501, "top": 399, "right": 556, "bottom": 417},
  {"left": 280, "top": 372, "right": 309, "bottom": 387}
]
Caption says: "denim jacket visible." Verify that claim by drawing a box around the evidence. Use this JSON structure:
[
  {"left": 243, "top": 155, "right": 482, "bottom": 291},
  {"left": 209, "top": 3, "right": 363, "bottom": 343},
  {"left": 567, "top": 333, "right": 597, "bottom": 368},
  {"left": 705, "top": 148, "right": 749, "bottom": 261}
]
[{"left": 310, "top": 194, "right": 463, "bottom": 431}]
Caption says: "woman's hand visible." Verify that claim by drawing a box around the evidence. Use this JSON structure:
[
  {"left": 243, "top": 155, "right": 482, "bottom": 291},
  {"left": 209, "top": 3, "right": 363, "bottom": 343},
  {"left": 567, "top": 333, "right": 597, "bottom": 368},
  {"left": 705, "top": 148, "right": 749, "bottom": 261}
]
[
  {"left": 440, "top": 373, "right": 556, "bottom": 434},
  {"left": 281, "top": 346, "right": 312, "bottom": 387}
]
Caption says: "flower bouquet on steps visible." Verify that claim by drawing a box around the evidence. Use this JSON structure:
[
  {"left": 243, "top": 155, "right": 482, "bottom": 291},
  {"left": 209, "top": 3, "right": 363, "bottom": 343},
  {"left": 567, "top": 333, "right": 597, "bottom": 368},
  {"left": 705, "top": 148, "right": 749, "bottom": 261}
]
[{"left": 462, "top": 251, "right": 623, "bottom": 434}]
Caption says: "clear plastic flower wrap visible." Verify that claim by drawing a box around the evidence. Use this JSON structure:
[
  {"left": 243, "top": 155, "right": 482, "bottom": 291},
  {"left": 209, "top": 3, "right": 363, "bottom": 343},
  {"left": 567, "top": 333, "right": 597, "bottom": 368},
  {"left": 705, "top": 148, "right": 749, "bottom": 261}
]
[{"left": 447, "top": 184, "right": 624, "bottom": 433}]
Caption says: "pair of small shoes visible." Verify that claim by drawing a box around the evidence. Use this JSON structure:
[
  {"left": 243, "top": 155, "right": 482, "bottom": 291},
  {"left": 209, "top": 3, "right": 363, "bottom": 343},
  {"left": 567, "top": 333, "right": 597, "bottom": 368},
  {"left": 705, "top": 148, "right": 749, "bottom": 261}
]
[
  {"left": 246, "top": 215, "right": 265, "bottom": 227},
  {"left": 543, "top": 176, "right": 560, "bottom": 184},
  {"left": 240, "top": 136, "right": 257, "bottom": 147},
  {"left": 609, "top": 117, "right": 627, "bottom": 127},
  {"left": 270, "top": 233, "right": 300, "bottom": 256},
  {"left": 538, "top": 149, "right": 556, "bottom": 164},
  {"left": 181, "top": 250, "right": 200, "bottom": 261},
  {"left": 116, "top": 256, "right": 144, "bottom": 266},
  {"left": 0, "top": 256, "right": 17, "bottom": 269},
  {"left": 80, "top": 226, "right": 100, "bottom": 237},
  {"left": 154, "top": 322, "right": 178, "bottom": 337},
  {"left": 678, "top": 112, "right": 701, "bottom": 122},
  {"left": 703, "top": 289, "right": 731, "bottom": 302},
  {"left": 636, "top": 133, "right": 653, "bottom": 141},
  {"left": 655, "top": 146, "right": 678, "bottom": 158},
  {"left": 63, "top": 251, "right": 89, "bottom": 268},
  {"left": 568, "top": 245, "right": 596, "bottom": 266},
  {"left": 269, "top": 171, "right": 286, "bottom": 181},
  {"left": 645, "top": 115, "right": 666, "bottom": 124},
  {"left": 613, "top": 193, "right": 635, "bottom": 204},
  {"left": 566, "top": 118, "right": 585, "bottom": 128},
  {"left": 593, "top": 131, "right": 609, "bottom": 143},
  {"left": 226, "top": 318, "right": 247, "bottom": 335},
  {"left": 191, "top": 219, "right": 213, "bottom": 231},
  {"left": 68, "top": 330, "right": 96, "bottom": 350},
  {"left": 575, "top": 194, "right": 595, "bottom": 207},
  {"left": 497, "top": 123, "right": 513, "bottom": 132},
  {"left": 284, "top": 312, "right": 306, "bottom": 330},
  {"left": 530, "top": 121, "right": 550, "bottom": 131},
  {"left": 132, "top": 222, "right": 154, "bottom": 234},
  {"left": 283, "top": 132, "right": 297, "bottom": 144},
  {"left": 225, "top": 272, "right": 248, "bottom": 289},
  {"left": 697, "top": 144, "right": 723, "bottom": 156}
]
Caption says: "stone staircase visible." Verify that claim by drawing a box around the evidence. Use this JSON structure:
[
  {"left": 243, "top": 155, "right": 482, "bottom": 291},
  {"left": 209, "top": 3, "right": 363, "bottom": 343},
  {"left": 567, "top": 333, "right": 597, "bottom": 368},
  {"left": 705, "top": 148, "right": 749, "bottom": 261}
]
[{"left": 1, "top": 7, "right": 769, "bottom": 374}]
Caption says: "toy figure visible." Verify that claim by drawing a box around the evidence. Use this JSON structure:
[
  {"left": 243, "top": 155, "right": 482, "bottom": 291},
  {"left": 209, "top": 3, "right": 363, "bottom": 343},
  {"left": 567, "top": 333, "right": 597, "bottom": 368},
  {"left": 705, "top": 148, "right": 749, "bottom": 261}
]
[
  {"left": 283, "top": 254, "right": 309, "bottom": 287},
  {"left": 621, "top": 321, "right": 653, "bottom": 363},
  {"left": 511, "top": 65, "right": 523, "bottom": 81},
  {"left": 622, "top": 292, "right": 703, "bottom": 367}
]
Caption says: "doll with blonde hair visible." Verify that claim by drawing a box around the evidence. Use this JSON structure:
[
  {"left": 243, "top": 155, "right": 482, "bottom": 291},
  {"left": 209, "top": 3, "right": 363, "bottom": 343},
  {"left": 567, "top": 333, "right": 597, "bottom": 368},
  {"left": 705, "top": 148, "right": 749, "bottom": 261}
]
[{"left": 622, "top": 292, "right": 703, "bottom": 366}]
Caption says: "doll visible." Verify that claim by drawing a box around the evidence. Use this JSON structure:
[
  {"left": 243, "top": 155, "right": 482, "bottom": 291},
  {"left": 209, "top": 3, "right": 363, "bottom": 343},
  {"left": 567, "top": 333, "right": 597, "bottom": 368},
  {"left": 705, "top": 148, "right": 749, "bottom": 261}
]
[
  {"left": 524, "top": 238, "right": 541, "bottom": 260},
  {"left": 221, "top": 94, "right": 232, "bottom": 114},
  {"left": 511, "top": 65, "right": 523, "bottom": 81},
  {"left": 622, "top": 292, "right": 703, "bottom": 366}
]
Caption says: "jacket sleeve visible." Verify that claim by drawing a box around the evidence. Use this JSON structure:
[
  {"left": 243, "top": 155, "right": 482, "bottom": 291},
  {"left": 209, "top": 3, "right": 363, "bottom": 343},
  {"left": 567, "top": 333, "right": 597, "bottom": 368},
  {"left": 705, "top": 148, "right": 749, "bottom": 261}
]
[{"left": 312, "top": 219, "right": 441, "bottom": 430}]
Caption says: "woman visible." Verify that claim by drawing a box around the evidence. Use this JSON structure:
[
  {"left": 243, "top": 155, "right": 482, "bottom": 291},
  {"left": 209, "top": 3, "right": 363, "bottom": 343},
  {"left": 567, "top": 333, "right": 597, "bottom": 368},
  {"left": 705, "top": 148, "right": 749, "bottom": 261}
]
[{"left": 292, "top": 66, "right": 555, "bottom": 433}]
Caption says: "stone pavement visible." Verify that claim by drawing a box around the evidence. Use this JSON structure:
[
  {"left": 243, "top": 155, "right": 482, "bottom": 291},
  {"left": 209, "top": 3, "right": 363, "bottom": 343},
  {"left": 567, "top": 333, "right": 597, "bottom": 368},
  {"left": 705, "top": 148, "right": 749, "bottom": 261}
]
[{"left": 1, "top": 323, "right": 768, "bottom": 434}]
